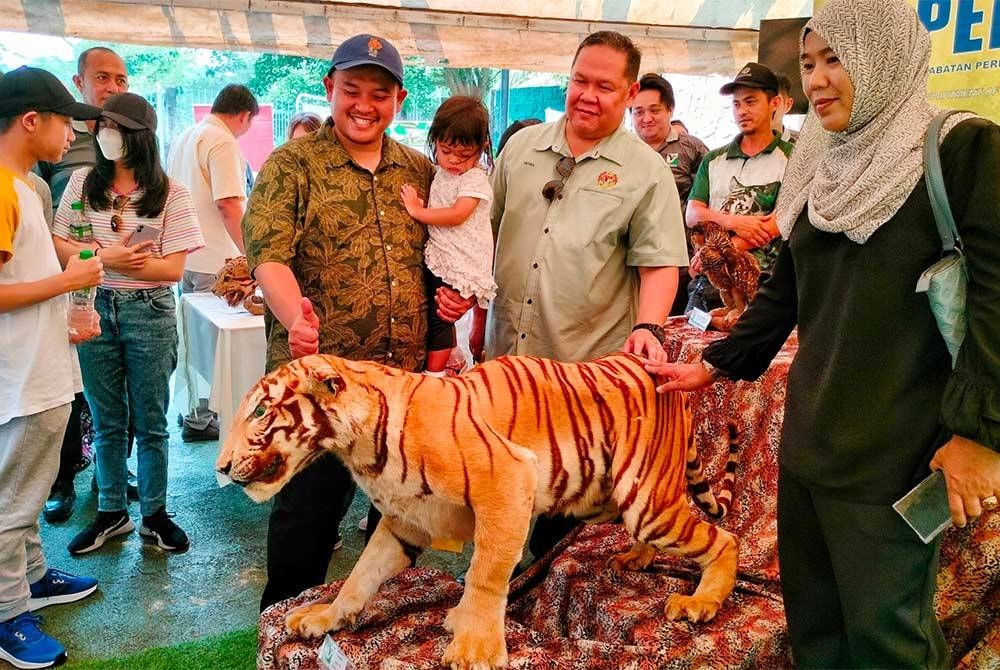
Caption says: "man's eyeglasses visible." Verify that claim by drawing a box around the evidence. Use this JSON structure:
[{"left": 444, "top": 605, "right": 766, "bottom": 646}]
[
  {"left": 542, "top": 156, "right": 576, "bottom": 202},
  {"left": 110, "top": 194, "right": 128, "bottom": 232}
]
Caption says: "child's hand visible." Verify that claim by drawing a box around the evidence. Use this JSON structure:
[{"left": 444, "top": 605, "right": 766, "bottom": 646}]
[
  {"left": 63, "top": 254, "right": 105, "bottom": 291},
  {"left": 400, "top": 184, "right": 425, "bottom": 217}
]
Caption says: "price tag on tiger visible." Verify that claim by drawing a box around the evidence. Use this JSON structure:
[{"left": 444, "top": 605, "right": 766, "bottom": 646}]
[
  {"left": 318, "top": 635, "right": 356, "bottom": 670},
  {"left": 688, "top": 308, "right": 712, "bottom": 331}
]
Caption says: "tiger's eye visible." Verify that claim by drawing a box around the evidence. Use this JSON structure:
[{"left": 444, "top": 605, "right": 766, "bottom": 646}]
[{"left": 253, "top": 405, "right": 266, "bottom": 418}]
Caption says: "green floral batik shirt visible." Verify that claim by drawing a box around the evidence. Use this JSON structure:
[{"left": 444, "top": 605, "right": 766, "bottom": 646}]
[{"left": 243, "top": 120, "right": 435, "bottom": 373}]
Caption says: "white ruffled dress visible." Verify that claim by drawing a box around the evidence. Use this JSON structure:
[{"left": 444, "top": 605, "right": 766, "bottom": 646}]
[{"left": 423, "top": 166, "right": 498, "bottom": 308}]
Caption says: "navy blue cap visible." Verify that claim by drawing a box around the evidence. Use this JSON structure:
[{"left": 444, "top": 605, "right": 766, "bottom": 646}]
[
  {"left": 0, "top": 66, "right": 101, "bottom": 120},
  {"left": 330, "top": 34, "right": 404, "bottom": 86},
  {"left": 720, "top": 62, "right": 780, "bottom": 95}
]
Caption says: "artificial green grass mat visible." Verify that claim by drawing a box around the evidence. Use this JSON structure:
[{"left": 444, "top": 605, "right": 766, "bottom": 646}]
[{"left": 65, "top": 626, "right": 257, "bottom": 669}]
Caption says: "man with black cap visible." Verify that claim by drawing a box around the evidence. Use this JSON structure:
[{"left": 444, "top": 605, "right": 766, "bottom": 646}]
[
  {"left": 0, "top": 65, "right": 105, "bottom": 669},
  {"left": 685, "top": 62, "right": 794, "bottom": 313},
  {"left": 243, "top": 35, "right": 473, "bottom": 611}
]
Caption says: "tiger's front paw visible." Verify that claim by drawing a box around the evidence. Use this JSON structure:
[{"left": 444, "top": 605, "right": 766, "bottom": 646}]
[
  {"left": 285, "top": 602, "right": 355, "bottom": 638},
  {"left": 665, "top": 593, "right": 721, "bottom": 623},
  {"left": 608, "top": 542, "right": 656, "bottom": 572},
  {"left": 441, "top": 627, "right": 508, "bottom": 670}
]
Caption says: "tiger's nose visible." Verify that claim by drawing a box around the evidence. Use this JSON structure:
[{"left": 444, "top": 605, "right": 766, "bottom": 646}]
[{"left": 215, "top": 460, "right": 235, "bottom": 488}]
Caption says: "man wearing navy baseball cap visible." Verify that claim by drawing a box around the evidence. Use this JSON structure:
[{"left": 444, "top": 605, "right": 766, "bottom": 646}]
[
  {"left": 0, "top": 65, "right": 104, "bottom": 669},
  {"left": 244, "top": 35, "right": 473, "bottom": 612}
]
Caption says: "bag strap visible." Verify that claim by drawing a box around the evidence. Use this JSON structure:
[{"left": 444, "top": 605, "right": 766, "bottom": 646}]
[{"left": 923, "top": 110, "right": 962, "bottom": 253}]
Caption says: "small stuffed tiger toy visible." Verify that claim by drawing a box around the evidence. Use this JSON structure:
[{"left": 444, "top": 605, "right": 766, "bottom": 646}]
[{"left": 217, "top": 353, "right": 740, "bottom": 670}]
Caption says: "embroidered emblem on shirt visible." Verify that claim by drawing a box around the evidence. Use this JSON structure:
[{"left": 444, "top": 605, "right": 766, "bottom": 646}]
[
  {"left": 368, "top": 38, "right": 383, "bottom": 58},
  {"left": 666, "top": 153, "right": 680, "bottom": 167},
  {"left": 597, "top": 171, "right": 618, "bottom": 188}
]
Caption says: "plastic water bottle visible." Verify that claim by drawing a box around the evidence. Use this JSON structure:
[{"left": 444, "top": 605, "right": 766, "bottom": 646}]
[
  {"left": 69, "top": 202, "right": 94, "bottom": 243},
  {"left": 68, "top": 249, "right": 98, "bottom": 338}
]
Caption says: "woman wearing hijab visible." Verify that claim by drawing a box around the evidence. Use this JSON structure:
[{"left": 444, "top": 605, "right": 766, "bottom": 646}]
[{"left": 644, "top": 0, "right": 1000, "bottom": 667}]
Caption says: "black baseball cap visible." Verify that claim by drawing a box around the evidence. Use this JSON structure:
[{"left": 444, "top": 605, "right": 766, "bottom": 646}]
[
  {"left": 720, "top": 62, "right": 780, "bottom": 95},
  {"left": 329, "top": 34, "right": 404, "bottom": 86},
  {"left": 101, "top": 93, "right": 157, "bottom": 132},
  {"left": 0, "top": 66, "right": 101, "bottom": 120}
]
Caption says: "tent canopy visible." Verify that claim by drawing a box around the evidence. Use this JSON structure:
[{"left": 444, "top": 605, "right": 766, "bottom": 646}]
[{"left": 1, "top": 0, "right": 812, "bottom": 75}]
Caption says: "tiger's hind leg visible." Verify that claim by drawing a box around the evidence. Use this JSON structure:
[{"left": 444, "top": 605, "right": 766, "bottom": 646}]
[
  {"left": 285, "top": 517, "right": 429, "bottom": 638},
  {"left": 635, "top": 501, "right": 738, "bottom": 623}
]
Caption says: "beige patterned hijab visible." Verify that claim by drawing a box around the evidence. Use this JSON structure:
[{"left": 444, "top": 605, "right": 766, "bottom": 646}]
[{"left": 776, "top": 0, "right": 974, "bottom": 244}]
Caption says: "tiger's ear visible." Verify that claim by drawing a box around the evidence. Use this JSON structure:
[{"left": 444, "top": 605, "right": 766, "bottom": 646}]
[{"left": 297, "top": 356, "right": 346, "bottom": 398}]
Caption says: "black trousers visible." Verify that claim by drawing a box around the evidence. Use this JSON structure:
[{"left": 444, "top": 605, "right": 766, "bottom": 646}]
[
  {"left": 527, "top": 514, "right": 580, "bottom": 560},
  {"left": 259, "top": 452, "right": 356, "bottom": 612},
  {"left": 777, "top": 466, "right": 950, "bottom": 669},
  {"left": 54, "top": 393, "right": 87, "bottom": 484}
]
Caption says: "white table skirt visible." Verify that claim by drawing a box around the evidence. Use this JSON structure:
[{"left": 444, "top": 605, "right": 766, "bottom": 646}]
[{"left": 176, "top": 293, "right": 265, "bottom": 441}]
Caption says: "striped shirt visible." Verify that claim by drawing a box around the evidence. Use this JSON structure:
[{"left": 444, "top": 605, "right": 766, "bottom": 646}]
[{"left": 53, "top": 168, "right": 204, "bottom": 290}]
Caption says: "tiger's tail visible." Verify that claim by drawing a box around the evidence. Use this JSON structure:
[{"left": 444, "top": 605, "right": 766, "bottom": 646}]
[{"left": 685, "top": 422, "right": 740, "bottom": 520}]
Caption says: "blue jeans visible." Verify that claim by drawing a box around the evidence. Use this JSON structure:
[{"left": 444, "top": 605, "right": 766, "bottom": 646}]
[{"left": 78, "top": 287, "right": 178, "bottom": 517}]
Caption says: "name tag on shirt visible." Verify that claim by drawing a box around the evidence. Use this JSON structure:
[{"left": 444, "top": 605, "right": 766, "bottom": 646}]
[{"left": 688, "top": 308, "right": 712, "bottom": 331}]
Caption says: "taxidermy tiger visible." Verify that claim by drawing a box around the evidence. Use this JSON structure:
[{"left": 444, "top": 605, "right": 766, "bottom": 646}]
[{"left": 216, "top": 353, "right": 740, "bottom": 670}]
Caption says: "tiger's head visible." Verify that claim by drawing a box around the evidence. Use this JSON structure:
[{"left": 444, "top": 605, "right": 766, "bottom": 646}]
[{"left": 215, "top": 354, "right": 381, "bottom": 502}]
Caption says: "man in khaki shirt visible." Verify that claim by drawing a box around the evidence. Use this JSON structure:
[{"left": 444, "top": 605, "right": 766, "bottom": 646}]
[
  {"left": 488, "top": 31, "right": 687, "bottom": 363},
  {"left": 487, "top": 30, "right": 688, "bottom": 557}
]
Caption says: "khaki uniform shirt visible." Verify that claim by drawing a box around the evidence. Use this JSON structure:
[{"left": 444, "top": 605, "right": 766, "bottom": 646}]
[
  {"left": 487, "top": 118, "right": 688, "bottom": 363},
  {"left": 654, "top": 128, "right": 709, "bottom": 207},
  {"left": 244, "top": 120, "right": 435, "bottom": 373}
]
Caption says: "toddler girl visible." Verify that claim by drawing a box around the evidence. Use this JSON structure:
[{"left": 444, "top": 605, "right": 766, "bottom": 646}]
[{"left": 401, "top": 96, "right": 497, "bottom": 375}]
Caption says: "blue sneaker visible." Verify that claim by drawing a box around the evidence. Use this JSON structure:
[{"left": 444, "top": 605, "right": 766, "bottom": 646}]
[
  {"left": 28, "top": 569, "right": 98, "bottom": 611},
  {"left": 0, "top": 612, "right": 67, "bottom": 669}
]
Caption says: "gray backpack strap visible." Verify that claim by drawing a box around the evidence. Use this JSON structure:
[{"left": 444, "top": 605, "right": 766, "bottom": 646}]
[{"left": 923, "top": 110, "right": 962, "bottom": 253}]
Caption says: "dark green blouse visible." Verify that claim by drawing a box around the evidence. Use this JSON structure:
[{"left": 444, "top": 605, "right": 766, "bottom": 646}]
[{"left": 705, "top": 119, "right": 1000, "bottom": 504}]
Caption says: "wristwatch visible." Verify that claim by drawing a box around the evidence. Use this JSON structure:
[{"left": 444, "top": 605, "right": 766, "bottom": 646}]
[
  {"left": 631, "top": 322, "right": 666, "bottom": 345},
  {"left": 700, "top": 356, "right": 725, "bottom": 380}
]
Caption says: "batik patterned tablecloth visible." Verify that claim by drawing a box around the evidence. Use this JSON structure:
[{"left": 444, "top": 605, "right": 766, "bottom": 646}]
[{"left": 259, "top": 318, "right": 1000, "bottom": 669}]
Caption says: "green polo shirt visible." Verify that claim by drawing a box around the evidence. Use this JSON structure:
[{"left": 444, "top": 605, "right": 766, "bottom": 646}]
[
  {"left": 487, "top": 118, "right": 688, "bottom": 363},
  {"left": 689, "top": 131, "right": 793, "bottom": 274}
]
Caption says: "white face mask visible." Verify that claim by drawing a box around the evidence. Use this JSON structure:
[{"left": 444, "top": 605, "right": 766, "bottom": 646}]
[{"left": 96, "top": 128, "right": 125, "bottom": 161}]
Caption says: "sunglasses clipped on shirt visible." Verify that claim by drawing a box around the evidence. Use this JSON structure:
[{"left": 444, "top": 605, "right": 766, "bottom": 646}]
[
  {"left": 110, "top": 194, "right": 129, "bottom": 232},
  {"left": 542, "top": 156, "right": 577, "bottom": 202}
]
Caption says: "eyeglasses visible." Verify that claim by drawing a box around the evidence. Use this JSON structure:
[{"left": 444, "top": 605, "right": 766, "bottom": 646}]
[
  {"left": 542, "top": 156, "right": 576, "bottom": 202},
  {"left": 110, "top": 194, "right": 128, "bottom": 232}
]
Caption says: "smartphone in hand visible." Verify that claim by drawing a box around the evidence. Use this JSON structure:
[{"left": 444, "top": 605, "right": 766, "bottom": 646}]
[
  {"left": 126, "top": 223, "right": 162, "bottom": 246},
  {"left": 893, "top": 470, "right": 952, "bottom": 544}
]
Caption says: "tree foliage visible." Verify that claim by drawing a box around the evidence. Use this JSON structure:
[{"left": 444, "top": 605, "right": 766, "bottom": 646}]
[{"left": 440, "top": 68, "right": 499, "bottom": 101}]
